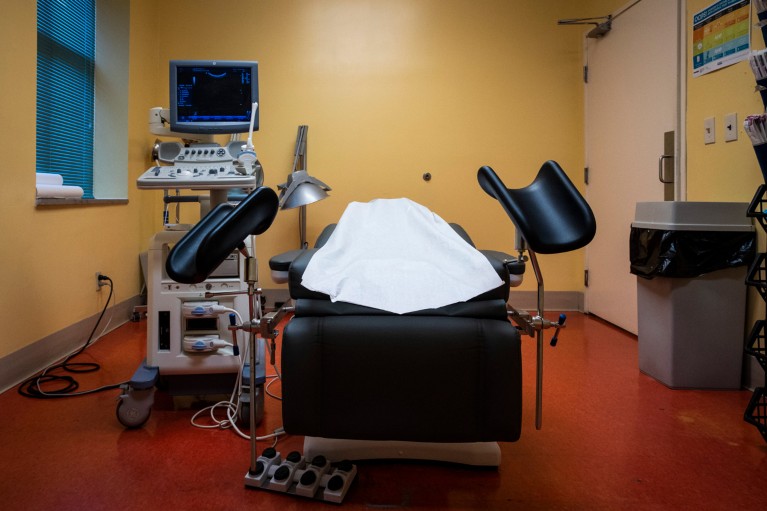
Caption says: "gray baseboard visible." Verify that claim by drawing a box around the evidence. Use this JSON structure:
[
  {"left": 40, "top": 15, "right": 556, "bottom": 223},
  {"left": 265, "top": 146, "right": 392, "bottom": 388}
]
[
  {"left": 0, "top": 295, "right": 142, "bottom": 394},
  {"left": 507, "top": 290, "right": 583, "bottom": 312}
]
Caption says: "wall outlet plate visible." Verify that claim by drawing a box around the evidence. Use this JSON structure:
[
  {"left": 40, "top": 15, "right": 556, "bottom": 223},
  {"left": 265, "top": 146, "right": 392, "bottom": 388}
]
[
  {"left": 704, "top": 117, "right": 715, "bottom": 144},
  {"left": 724, "top": 112, "right": 738, "bottom": 142}
]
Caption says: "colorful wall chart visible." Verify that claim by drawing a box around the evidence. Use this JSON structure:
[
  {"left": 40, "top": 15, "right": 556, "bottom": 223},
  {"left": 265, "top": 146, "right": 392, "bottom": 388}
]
[{"left": 693, "top": 0, "right": 751, "bottom": 77}]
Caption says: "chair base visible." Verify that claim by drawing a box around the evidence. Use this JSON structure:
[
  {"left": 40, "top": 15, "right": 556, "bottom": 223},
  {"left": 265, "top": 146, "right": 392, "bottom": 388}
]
[{"left": 303, "top": 437, "right": 502, "bottom": 467}]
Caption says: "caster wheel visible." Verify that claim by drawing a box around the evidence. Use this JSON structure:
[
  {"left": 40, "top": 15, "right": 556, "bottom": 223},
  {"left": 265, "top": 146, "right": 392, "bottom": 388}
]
[
  {"left": 239, "top": 402, "right": 250, "bottom": 425},
  {"left": 238, "top": 384, "right": 265, "bottom": 426},
  {"left": 116, "top": 393, "right": 152, "bottom": 428}
]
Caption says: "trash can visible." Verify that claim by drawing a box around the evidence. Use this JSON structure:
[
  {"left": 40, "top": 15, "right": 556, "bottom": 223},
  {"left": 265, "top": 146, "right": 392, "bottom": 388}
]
[{"left": 630, "top": 202, "right": 755, "bottom": 389}]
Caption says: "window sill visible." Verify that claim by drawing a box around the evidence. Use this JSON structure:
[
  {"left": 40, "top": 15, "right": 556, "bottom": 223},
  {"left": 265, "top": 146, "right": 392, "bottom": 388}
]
[{"left": 36, "top": 198, "right": 129, "bottom": 207}]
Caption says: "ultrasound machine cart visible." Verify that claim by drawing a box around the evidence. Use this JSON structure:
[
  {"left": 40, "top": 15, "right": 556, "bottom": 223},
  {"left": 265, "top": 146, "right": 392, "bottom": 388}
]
[{"left": 117, "top": 60, "right": 266, "bottom": 428}]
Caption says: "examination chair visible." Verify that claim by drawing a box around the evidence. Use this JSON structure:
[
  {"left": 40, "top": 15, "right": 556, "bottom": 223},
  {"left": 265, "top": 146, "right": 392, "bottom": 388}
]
[
  {"left": 279, "top": 222, "right": 523, "bottom": 465},
  {"left": 278, "top": 160, "right": 596, "bottom": 465}
]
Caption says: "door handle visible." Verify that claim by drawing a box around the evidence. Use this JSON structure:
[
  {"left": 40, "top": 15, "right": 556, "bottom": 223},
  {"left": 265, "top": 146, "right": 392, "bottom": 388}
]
[{"left": 658, "top": 154, "right": 674, "bottom": 183}]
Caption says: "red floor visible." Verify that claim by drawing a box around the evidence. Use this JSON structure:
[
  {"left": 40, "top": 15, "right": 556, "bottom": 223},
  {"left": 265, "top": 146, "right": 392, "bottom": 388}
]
[{"left": 0, "top": 313, "right": 765, "bottom": 510}]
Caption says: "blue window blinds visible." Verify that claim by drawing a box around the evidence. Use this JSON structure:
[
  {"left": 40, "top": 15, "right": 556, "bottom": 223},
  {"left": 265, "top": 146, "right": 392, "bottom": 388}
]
[{"left": 36, "top": 0, "right": 96, "bottom": 199}]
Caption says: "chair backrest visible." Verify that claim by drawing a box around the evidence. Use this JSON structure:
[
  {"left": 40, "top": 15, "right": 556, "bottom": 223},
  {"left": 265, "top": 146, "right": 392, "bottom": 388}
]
[
  {"left": 166, "top": 186, "right": 279, "bottom": 283},
  {"left": 478, "top": 161, "right": 596, "bottom": 254}
]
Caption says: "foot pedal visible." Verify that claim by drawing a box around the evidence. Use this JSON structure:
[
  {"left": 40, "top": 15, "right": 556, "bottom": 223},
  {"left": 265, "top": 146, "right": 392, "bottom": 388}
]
[
  {"left": 294, "top": 454, "right": 331, "bottom": 498},
  {"left": 246, "top": 447, "right": 281, "bottom": 486},
  {"left": 245, "top": 450, "right": 356, "bottom": 504},
  {"left": 321, "top": 459, "right": 357, "bottom": 504}
]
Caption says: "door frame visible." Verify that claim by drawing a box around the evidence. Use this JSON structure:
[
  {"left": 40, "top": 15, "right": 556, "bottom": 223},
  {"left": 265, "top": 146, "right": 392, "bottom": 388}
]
[{"left": 674, "top": 0, "right": 687, "bottom": 202}]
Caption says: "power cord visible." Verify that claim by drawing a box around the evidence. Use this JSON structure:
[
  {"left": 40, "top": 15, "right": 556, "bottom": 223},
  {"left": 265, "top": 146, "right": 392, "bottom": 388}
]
[{"left": 18, "top": 275, "right": 127, "bottom": 398}]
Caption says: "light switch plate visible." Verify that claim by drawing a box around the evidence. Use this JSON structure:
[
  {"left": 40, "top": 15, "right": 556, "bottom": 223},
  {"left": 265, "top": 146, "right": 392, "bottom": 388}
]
[
  {"left": 724, "top": 112, "right": 738, "bottom": 142},
  {"left": 704, "top": 117, "right": 715, "bottom": 144}
]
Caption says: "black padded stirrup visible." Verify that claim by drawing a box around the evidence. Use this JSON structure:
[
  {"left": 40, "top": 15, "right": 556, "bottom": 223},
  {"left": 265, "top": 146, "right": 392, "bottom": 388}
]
[
  {"left": 166, "top": 186, "right": 279, "bottom": 284},
  {"left": 478, "top": 161, "right": 596, "bottom": 254},
  {"left": 165, "top": 203, "right": 236, "bottom": 284}
]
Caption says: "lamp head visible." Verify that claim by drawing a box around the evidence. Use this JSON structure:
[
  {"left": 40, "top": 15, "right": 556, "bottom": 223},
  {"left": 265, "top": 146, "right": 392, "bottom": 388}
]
[{"left": 278, "top": 170, "right": 331, "bottom": 209}]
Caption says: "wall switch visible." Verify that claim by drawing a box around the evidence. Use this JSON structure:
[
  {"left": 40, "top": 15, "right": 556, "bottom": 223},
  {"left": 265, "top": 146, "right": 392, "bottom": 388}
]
[
  {"left": 704, "top": 117, "right": 715, "bottom": 144},
  {"left": 724, "top": 113, "right": 738, "bottom": 142}
]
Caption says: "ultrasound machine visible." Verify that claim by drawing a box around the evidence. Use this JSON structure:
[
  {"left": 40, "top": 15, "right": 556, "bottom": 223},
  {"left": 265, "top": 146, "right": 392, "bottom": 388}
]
[{"left": 118, "top": 60, "right": 267, "bottom": 430}]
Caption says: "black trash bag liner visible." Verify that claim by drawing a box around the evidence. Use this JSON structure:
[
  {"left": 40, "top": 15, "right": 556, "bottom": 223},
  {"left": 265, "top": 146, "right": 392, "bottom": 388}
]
[{"left": 629, "top": 228, "right": 755, "bottom": 279}]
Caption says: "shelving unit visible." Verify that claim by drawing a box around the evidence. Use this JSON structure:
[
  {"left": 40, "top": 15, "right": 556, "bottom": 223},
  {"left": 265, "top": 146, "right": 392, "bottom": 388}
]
[
  {"left": 744, "top": 8, "right": 767, "bottom": 440},
  {"left": 745, "top": 198, "right": 767, "bottom": 441}
]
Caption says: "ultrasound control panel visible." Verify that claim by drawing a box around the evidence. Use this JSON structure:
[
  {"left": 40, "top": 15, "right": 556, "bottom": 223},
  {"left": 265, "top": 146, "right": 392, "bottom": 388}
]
[{"left": 137, "top": 143, "right": 256, "bottom": 190}]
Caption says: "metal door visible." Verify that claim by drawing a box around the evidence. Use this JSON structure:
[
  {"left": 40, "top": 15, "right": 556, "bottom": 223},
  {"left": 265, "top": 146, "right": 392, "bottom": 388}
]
[{"left": 584, "top": 0, "right": 684, "bottom": 333}]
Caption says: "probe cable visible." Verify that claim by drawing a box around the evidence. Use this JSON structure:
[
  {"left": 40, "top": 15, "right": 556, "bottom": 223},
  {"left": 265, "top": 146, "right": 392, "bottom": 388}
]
[
  {"left": 17, "top": 276, "right": 127, "bottom": 398},
  {"left": 190, "top": 307, "right": 285, "bottom": 443}
]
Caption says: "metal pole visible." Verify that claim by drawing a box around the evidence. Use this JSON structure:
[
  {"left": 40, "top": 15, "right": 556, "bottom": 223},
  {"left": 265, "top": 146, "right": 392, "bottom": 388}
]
[
  {"left": 299, "top": 205, "right": 308, "bottom": 249},
  {"left": 528, "top": 249, "right": 545, "bottom": 430},
  {"left": 248, "top": 329, "right": 258, "bottom": 473},
  {"left": 245, "top": 256, "right": 259, "bottom": 474}
]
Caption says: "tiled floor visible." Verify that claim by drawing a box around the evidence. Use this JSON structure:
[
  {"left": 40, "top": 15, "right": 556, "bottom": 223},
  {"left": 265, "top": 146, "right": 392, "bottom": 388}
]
[{"left": 0, "top": 313, "right": 764, "bottom": 510}]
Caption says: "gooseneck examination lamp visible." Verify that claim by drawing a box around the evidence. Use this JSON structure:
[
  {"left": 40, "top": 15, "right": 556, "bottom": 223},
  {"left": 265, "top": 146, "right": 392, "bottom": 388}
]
[{"left": 277, "top": 125, "right": 331, "bottom": 248}]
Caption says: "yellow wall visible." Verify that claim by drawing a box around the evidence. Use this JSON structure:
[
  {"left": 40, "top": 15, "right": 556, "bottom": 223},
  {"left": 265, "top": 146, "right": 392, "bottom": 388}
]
[
  {"left": 686, "top": 0, "right": 765, "bottom": 200},
  {"left": 150, "top": 0, "right": 591, "bottom": 291},
  {"left": 685, "top": 0, "right": 767, "bottom": 327},
  {"left": 3, "top": 0, "right": 764, "bottom": 364},
  {"left": 0, "top": 0, "right": 158, "bottom": 359}
]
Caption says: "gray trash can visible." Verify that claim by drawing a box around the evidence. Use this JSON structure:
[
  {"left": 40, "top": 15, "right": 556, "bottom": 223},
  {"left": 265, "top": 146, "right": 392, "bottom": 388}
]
[{"left": 630, "top": 202, "right": 755, "bottom": 389}]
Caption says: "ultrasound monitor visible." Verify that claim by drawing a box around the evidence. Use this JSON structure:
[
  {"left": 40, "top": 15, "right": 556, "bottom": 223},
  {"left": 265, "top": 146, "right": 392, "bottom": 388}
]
[{"left": 169, "top": 60, "right": 258, "bottom": 135}]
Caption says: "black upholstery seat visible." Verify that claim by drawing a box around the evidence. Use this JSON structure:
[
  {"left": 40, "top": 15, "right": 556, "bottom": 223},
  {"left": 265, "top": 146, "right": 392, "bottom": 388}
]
[{"left": 280, "top": 224, "right": 523, "bottom": 445}]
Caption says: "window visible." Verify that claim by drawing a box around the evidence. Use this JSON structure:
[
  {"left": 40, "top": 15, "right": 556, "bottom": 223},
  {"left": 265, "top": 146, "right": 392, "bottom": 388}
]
[
  {"left": 36, "top": 0, "right": 129, "bottom": 202},
  {"left": 37, "top": 0, "right": 96, "bottom": 198}
]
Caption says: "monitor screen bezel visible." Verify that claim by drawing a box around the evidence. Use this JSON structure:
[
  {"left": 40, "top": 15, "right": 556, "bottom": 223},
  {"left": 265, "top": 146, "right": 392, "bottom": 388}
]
[{"left": 168, "top": 60, "right": 259, "bottom": 135}]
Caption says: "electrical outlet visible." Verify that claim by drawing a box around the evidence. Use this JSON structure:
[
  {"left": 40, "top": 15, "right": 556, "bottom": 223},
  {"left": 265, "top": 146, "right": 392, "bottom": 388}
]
[
  {"left": 704, "top": 117, "right": 715, "bottom": 144},
  {"left": 96, "top": 272, "right": 106, "bottom": 290},
  {"left": 724, "top": 112, "right": 738, "bottom": 142}
]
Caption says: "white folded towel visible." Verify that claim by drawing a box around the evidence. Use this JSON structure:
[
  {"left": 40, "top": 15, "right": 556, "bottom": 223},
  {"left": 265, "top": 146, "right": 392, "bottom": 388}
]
[
  {"left": 301, "top": 198, "right": 503, "bottom": 314},
  {"left": 35, "top": 173, "right": 84, "bottom": 199}
]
